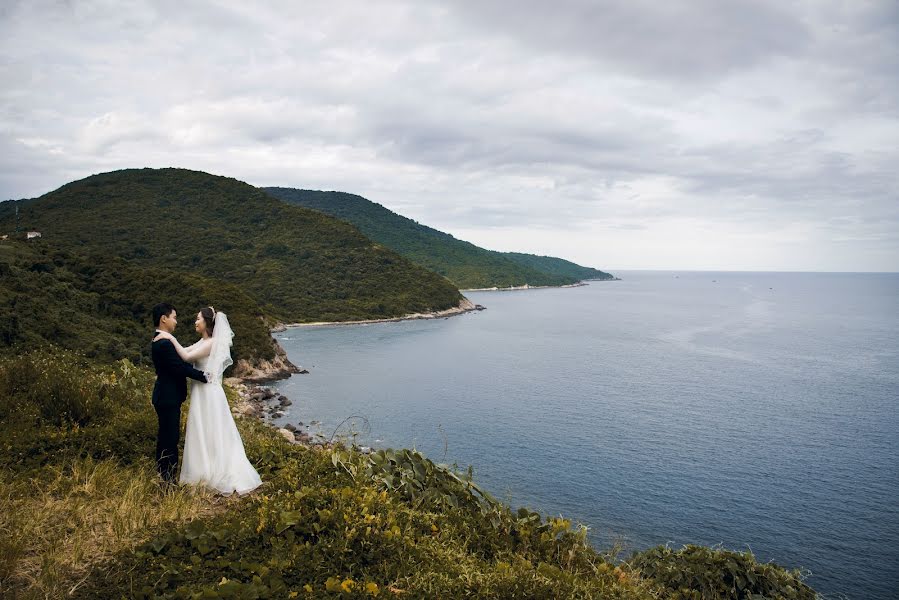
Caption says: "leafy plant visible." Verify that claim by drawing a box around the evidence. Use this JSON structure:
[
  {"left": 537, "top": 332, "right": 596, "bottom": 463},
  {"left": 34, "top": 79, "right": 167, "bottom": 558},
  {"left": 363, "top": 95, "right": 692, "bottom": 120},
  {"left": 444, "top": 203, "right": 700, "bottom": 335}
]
[
  {"left": 628, "top": 544, "right": 816, "bottom": 600},
  {"left": 332, "top": 447, "right": 498, "bottom": 515}
]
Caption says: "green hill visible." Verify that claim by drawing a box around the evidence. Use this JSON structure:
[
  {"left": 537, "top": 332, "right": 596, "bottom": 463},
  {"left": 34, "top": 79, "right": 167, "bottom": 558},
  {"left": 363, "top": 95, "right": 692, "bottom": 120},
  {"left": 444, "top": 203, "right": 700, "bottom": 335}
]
[
  {"left": 499, "top": 251, "right": 615, "bottom": 281},
  {"left": 0, "top": 168, "right": 461, "bottom": 321},
  {"left": 263, "top": 188, "right": 615, "bottom": 289}
]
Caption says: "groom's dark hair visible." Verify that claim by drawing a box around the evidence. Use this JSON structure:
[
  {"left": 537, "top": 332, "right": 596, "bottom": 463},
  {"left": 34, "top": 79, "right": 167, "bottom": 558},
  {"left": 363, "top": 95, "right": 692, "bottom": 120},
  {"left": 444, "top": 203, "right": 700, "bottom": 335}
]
[{"left": 153, "top": 302, "right": 176, "bottom": 327}]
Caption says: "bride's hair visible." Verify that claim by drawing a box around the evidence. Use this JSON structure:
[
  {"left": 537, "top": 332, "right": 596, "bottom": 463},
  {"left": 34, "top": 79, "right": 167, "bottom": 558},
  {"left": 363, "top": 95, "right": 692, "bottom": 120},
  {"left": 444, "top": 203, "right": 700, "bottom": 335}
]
[{"left": 200, "top": 306, "right": 216, "bottom": 334}]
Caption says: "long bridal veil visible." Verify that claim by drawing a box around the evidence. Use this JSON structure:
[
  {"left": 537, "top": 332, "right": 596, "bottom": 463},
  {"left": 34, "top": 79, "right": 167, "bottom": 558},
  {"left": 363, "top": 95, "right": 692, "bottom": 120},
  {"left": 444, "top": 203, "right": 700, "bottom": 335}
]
[{"left": 206, "top": 312, "right": 234, "bottom": 384}]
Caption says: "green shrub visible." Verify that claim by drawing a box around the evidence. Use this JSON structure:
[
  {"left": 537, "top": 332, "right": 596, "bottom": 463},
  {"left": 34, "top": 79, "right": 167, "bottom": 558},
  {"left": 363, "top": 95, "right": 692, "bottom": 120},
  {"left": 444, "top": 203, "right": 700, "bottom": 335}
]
[
  {"left": 0, "top": 242, "right": 278, "bottom": 367},
  {"left": 0, "top": 348, "right": 140, "bottom": 427},
  {"left": 628, "top": 544, "right": 816, "bottom": 600},
  {"left": 0, "top": 349, "right": 156, "bottom": 470}
]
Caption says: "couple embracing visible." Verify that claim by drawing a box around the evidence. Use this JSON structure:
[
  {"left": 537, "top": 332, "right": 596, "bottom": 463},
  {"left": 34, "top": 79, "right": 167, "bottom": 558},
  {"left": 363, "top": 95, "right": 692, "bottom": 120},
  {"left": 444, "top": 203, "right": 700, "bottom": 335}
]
[{"left": 151, "top": 303, "right": 261, "bottom": 494}]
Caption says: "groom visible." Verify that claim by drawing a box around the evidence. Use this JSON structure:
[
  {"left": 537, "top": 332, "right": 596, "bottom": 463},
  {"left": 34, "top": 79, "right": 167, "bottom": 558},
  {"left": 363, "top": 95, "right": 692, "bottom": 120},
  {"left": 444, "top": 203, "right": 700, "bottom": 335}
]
[{"left": 151, "top": 303, "right": 207, "bottom": 484}]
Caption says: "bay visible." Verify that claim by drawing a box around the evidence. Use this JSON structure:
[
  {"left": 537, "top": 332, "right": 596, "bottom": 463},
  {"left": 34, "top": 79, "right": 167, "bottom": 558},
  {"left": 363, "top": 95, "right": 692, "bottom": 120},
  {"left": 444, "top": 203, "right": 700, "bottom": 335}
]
[{"left": 272, "top": 271, "right": 899, "bottom": 599}]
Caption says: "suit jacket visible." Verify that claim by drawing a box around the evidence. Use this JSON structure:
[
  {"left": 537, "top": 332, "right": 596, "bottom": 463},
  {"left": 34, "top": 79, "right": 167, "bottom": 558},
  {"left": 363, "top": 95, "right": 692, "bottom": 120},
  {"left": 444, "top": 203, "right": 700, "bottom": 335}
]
[{"left": 151, "top": 332, "right": 207, "bottom": 408}]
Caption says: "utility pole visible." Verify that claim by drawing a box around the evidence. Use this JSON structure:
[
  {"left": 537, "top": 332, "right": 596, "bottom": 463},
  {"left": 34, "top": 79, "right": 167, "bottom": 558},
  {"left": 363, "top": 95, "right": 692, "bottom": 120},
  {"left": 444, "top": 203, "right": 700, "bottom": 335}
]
[{"left": 15, "top": 205, "right": 20, "bottom": 233}]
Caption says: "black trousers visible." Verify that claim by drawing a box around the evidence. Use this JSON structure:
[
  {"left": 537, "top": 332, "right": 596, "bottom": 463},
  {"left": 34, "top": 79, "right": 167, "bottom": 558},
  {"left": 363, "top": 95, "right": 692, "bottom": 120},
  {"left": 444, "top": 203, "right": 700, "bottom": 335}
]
[{"left": 154, "top": 403, "right": 181, "bottom": 482}]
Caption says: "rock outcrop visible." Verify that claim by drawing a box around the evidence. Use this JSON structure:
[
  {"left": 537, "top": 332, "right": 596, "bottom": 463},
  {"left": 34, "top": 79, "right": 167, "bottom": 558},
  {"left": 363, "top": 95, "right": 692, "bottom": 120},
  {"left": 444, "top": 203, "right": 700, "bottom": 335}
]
[{"left": 230, "top": 338, "right": 305, "bottom": 383}]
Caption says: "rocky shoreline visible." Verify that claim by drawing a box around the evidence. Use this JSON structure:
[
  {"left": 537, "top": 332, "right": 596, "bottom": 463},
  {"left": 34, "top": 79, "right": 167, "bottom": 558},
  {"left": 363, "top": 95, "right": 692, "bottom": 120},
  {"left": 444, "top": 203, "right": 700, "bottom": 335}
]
[
  {"left": 230, "top": 354, "right": 305, "bottom": 383},
  {"left": 226, "top": 377, "right": 335, "bottom": 450},
  {"left": 230, "top": 332, "right": 309, "bottom": 383}
]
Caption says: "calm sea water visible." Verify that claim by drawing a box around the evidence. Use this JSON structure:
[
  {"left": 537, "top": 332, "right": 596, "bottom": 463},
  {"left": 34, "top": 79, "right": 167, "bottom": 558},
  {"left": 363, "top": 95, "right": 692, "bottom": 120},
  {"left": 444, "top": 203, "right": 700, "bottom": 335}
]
[{"left": 272, "top": 271, "right": 899, "bottom": 599}]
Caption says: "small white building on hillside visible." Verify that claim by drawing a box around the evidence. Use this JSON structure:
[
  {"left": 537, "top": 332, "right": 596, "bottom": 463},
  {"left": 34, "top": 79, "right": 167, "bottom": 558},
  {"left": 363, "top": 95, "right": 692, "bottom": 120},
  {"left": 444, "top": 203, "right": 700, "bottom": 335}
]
[{"left": 26, "top": 231, "right": 41, "bottom": 239}]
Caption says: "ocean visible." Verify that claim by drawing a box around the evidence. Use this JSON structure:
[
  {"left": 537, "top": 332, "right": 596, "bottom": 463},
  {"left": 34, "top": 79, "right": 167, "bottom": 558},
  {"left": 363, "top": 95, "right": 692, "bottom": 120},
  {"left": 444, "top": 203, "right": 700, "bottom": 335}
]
[{"left": 271, "top": 271, "right": 899, "bottom": 599}]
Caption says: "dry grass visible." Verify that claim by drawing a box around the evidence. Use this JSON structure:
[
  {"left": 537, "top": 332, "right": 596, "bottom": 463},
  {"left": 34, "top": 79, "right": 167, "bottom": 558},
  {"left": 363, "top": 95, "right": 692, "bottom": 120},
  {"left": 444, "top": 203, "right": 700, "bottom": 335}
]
[{"left": 0, "top": 456, "right": 229, "bottom": 599}]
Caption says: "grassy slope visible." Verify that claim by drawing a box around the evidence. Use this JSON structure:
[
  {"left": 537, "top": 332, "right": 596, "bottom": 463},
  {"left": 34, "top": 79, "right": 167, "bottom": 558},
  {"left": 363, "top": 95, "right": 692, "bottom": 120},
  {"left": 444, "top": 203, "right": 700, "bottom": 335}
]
[
  {"left": 0, "top": 351, "right": 817, "bottom": 599},
  {"left": 0, "top": 169, "right": 462, "bottom": 324},
  {"left": 264, "top": 188, "right": 614, "bottom": 289}
]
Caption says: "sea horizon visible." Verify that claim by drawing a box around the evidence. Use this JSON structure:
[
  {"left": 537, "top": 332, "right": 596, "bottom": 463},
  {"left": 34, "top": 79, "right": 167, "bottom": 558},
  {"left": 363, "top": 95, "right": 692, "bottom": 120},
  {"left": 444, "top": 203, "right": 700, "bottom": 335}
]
[{"left": 607, "top": 268, "right": 899, "bottom": 274}]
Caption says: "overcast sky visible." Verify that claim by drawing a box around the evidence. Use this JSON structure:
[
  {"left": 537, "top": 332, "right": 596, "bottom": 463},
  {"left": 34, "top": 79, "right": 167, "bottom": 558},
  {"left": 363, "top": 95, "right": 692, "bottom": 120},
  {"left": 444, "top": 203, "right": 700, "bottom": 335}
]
[{"left": 2, "top": 1, "right": 897, "bottom": 271}]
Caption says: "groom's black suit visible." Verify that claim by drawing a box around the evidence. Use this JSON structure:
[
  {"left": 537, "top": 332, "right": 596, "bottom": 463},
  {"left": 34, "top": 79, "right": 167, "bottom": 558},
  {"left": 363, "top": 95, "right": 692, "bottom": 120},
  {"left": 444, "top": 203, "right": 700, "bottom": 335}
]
[{"left": 151, "top": 331, "right": 207, "bottom": 483}]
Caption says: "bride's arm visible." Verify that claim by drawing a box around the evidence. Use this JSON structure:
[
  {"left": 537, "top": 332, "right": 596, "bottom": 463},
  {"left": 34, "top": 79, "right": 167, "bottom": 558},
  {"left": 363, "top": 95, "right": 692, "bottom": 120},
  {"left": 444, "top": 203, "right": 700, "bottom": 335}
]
[
  {"left": 153, "top": 335, "right": 211, "bottom": 363},
  {"left": 181, "top": 339, "right": 212, "bottom": 363}
]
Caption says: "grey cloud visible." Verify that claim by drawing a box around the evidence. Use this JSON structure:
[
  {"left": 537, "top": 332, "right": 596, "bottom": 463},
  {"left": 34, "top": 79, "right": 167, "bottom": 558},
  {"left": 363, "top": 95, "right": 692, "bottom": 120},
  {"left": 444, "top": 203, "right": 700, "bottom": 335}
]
[
  {"left": 0, "top": 0, "right": 896, "bottom": 270},
  {"left": 439, "top": 0, "right": 810, "bottom": 81}
]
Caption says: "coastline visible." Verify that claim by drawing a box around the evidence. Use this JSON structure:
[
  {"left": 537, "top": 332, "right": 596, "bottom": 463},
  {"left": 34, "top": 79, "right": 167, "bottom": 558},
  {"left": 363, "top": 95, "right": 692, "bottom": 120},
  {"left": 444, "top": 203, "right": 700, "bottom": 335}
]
[
  {"left": 230, "top": 279, "right": 605, "bottom": 445},
  {"left": 270, "top": 296, "right": 485, "bottom": 331},
  {"left": 460, "top": 282, "right": 587, "bottom": 292},
  {"left": 232, "top": 282, "right": 604, "bottom": 443},
  {"left": 459, "top": 278, "right": 619, "bottom": 292},
  {"left": 233, "top": 276, "right": 616, "bottom": 449},
  {"left": 229, "top": 298, "right": 484, "bottom": 445},
  {"left": 230, "top": 337, "right": 306, "bottom": 383}
]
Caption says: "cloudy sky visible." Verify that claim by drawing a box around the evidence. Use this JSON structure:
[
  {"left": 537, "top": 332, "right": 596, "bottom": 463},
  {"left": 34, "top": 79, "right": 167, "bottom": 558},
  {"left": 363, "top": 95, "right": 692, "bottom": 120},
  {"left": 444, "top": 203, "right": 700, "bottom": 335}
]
[{"left": 2, "top": 0, "right": 897, "bottom": 271}]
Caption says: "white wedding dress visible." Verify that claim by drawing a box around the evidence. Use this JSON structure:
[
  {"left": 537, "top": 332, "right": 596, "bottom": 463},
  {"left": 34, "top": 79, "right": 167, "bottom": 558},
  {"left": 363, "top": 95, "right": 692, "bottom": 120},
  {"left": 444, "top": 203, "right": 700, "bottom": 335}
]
[{"left": 180, "top": 314, "right": 262, "bottom": 495}]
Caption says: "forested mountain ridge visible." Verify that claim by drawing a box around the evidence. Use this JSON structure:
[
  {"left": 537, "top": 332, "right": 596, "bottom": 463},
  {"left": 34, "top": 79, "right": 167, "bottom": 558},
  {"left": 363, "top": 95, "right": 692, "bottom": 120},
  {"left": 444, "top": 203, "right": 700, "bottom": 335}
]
[
  {"left": 263, "top": 187, "right": 615, "bottom": 289},
  {"left": 0, "top": 168, "right": 462, "bottom": 321}
]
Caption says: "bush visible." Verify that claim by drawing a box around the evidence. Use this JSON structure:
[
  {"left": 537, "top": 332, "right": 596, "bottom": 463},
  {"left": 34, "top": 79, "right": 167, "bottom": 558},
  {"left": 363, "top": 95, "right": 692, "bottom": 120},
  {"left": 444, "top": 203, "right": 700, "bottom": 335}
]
[
  {"left": 0, "top": 348, "right": 132, "bottom": 427},
  {"left": 628, "top": 544, "right": 816, "bottom": 600},
  {"left": 0, "top": 349, "right": 156, "bottom": 470}
]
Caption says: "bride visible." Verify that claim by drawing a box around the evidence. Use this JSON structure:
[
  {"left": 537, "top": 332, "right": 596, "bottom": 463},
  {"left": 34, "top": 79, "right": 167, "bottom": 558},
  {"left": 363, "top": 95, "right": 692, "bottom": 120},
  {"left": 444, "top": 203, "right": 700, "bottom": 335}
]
[{"left": 153, "top": 307, "right": 262, "bottom": 495}]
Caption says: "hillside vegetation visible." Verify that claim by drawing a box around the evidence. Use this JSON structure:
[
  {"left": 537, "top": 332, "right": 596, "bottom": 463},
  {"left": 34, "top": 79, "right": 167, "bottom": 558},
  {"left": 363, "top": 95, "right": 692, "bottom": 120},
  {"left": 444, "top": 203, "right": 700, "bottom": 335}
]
[
  {"left": 0, "top": 239, "right": 276, "bottom": 366},
  {"left": 499, "top": 251, "right": 617, "bottom": 282},
  {"left": 263, "top": 188, "right": 614, "bottom": 289},
  {"left": 0, "top": 169, "right": 462, "bottom": 324}
]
